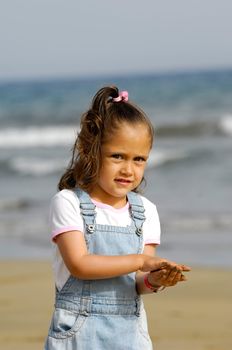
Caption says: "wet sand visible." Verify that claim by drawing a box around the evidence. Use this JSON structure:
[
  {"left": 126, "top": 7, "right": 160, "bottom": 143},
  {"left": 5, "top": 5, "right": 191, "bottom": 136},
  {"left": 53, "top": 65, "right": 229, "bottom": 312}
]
[{"left": 0, "top": 261, "right": 231, "bottom": 350}]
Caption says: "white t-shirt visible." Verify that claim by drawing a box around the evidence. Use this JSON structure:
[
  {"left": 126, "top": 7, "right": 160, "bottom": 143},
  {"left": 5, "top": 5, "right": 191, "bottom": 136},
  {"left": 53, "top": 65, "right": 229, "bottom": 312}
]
[{"left": 50, "top": 189, "right": 161, "bottom": 291}]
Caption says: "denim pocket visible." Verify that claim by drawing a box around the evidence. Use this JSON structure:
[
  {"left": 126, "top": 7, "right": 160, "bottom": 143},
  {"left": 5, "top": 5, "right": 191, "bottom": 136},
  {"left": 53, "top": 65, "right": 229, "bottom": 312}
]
[{"left": 48, "top": 308, "right": 87, "bottom": 339}]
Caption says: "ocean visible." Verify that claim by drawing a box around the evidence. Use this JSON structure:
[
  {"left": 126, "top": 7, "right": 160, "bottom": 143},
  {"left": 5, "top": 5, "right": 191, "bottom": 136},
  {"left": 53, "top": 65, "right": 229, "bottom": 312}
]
[{"left": 0, "top": 69, "right": 232, "bottom": 267}]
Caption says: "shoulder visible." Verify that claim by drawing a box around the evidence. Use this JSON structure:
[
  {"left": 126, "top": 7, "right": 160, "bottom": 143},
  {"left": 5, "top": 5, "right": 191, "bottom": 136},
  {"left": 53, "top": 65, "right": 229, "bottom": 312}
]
[
  {"left": 138, "top": 194, "right": 160, "bottom": 225},
  {"left": 137, "top": 193, "right": 158, "bottom": 214},
  {"left": 49, "top": 189, "right": 83, "bottom": 241},
  {"left": 129, "top": 192, "right": 159, "bottom": 223},
  {"left": 138, "top": 194, "right": 161, "bottom": 243},
  {"left": 51, "top": 189, "right": 80, "bottom": 208},
  {"left": 50, "top": 189, "right": 81, "bottom": 219}
]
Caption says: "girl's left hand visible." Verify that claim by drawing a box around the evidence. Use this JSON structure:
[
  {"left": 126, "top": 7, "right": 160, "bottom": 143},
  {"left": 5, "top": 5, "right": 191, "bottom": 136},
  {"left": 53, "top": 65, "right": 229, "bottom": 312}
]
[{"left": 148, "top": 264, "right": 191, "bottom": 287}]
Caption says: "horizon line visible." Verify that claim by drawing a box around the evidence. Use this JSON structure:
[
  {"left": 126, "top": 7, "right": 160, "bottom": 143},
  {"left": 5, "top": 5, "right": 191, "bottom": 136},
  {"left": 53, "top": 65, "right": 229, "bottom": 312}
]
[{"left": 1, "top": 65, "right": 232, "bottom": 85}]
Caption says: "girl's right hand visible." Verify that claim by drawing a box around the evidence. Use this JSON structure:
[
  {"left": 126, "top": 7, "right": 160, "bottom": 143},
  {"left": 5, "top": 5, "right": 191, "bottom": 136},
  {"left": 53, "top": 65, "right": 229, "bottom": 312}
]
[
  {"left": 140, "top": 255, "right": 170, "bottom": 272},
  {"left": 140, "top": 255, "right": 189, "bottom": 274}
]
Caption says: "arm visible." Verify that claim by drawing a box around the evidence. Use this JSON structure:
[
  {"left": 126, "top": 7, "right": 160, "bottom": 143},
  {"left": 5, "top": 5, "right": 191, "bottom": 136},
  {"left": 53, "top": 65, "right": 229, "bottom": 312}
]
[
  {"left": 136, "top": 244, "right": 161, "bottom": 294},
  {"left": 56, "top": 231, "right": 171, "bottom": 280}
]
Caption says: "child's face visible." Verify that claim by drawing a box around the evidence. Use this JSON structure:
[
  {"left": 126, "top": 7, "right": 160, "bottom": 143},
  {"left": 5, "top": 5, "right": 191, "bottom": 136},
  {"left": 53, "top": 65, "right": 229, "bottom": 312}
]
[{"left": 90, "top": 122, "right": 152, "bottom": 208}]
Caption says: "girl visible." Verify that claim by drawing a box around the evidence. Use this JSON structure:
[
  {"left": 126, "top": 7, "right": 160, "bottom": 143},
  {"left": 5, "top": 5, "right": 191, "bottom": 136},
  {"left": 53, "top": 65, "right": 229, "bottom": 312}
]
[{"left": 45, "top": 86, "right": 190, "bottom": 350}]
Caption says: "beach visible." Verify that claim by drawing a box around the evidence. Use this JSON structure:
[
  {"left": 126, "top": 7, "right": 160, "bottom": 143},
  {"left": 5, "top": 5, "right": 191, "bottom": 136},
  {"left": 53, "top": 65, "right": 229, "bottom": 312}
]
[
  {"left": 0, "top": 71, "right": 232, "bottom": 349},
  {"left": 0, "top": 261, "right": 231, "bottom": 350}
]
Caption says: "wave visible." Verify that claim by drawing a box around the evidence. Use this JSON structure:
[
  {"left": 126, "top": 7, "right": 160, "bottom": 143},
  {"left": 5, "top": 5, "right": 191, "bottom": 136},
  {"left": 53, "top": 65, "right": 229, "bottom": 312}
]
[
  {"left": 0, "top": 125, "right": 78, "bottom": 148},
  {"left": 0, "top": 116, "right": 231, "bottom": 150},
  {"left": 10, "top": 157, "right": 66, "bottom": 176},
  {"left": 0, "top": 156, "right": 66, "bottom": 176},
  {"left": 163, "top": 212, "right": 232, "bottom": 232},
  {"left": 219, "top": 115, "right": 232, "bottom": 135},
  {"left": 155, "top": 115, "right": 232, "bottom": 137},
  {"left": 147, "top": 149, "right": 189, "bottom": 168}
]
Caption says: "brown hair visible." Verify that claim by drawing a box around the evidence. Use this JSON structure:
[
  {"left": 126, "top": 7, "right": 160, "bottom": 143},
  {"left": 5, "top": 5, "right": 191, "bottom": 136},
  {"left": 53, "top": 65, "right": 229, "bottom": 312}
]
[{"left": 58, "top": 86, "right": 154, "bottom": 192}]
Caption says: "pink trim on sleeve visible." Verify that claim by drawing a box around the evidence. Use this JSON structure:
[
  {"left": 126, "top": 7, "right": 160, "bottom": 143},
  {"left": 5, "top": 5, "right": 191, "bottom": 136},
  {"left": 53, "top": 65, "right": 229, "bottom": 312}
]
[
  {"left": 52, "top": 226, "right": 83, "bottom": 241},
  {"left": 145, "top": 240, "right": 160, "bottom": 245}
]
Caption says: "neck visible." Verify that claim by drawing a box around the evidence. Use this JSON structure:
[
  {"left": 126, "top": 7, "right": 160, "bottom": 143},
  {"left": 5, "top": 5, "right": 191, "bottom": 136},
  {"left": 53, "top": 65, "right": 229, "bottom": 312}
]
[{"left": 89, "top": 190, "right": 127, "bottom": 209}]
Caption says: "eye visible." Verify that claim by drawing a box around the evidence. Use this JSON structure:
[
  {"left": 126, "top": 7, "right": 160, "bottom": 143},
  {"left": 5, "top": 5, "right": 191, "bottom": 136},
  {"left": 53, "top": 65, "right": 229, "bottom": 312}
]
[
  {"left": 134, "top": 156, "right": 146, "bottom": 162},
  {"left": 111, "top": 154, "right": 123, "bottom": 160}
]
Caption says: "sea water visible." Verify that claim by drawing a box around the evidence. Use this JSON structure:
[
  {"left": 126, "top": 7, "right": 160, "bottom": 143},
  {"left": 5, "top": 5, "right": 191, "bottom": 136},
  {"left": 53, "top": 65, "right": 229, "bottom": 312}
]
[{"left": 0, "top": 69, "right": 232, "bottom": 266}]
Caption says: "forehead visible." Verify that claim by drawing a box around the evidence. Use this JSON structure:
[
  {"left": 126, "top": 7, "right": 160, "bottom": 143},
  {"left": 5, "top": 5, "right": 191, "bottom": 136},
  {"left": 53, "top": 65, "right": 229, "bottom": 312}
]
[{"left": 102, "top": 122, "right": 152, "bottom": 152}]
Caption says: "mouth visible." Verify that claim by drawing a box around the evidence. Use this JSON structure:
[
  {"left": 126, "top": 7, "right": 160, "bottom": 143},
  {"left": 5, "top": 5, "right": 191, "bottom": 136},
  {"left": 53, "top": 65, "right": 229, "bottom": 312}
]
[{"left": 115, "top": 178, "right": 133, "bottom": 184}]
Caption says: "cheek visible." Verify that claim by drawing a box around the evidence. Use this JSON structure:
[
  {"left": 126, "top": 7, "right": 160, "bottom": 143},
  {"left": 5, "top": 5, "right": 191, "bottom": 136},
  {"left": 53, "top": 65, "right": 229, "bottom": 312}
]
[
  {"left": 98, "top": 162, "right": 115, "bottom": 180},
  {"left": 135, "top": 166, "right": 146, "bottom": 179}
]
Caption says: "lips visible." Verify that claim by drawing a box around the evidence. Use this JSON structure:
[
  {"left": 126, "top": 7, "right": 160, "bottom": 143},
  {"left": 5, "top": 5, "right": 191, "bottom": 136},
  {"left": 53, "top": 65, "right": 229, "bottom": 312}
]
[{"left": 115, "top": 178, "right": 132, "bottom": 184}]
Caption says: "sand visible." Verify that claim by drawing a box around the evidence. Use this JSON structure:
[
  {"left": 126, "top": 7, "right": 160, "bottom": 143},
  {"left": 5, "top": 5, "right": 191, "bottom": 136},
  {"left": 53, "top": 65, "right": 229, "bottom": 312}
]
[{"left": 0, "top": 261, "right": 231, "bottom": 350}]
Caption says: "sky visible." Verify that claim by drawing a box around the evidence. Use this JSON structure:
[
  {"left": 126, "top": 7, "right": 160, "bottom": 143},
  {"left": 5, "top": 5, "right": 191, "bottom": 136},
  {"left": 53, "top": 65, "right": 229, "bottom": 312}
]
[{"left": 0, "top": 0, "right": 232, "bottom": 81}]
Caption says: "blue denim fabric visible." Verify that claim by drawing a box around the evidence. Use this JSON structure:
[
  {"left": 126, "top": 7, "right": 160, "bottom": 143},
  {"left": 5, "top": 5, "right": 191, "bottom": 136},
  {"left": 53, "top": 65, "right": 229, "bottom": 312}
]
[{"left": 44, "top": 189, "right": 153, "bottom": 349}]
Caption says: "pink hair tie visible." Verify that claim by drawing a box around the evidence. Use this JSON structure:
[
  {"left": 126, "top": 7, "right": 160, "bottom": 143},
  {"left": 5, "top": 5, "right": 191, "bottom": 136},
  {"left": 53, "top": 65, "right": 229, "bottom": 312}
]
[{"left": 112, "top": 90, "right": 129, "bottom": 102}]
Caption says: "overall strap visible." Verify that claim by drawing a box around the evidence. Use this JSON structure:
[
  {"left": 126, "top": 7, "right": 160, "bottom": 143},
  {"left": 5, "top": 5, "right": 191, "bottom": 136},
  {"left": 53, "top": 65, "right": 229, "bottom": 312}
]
[
  {"left": 73, "top": 188, "right": 94, "bottom": 299},
  {"left": 127, "top": 192, "right": 146, "bottom": 236},
  {"left": 74, "top": 188, "right": 96, "bottom": 233}
]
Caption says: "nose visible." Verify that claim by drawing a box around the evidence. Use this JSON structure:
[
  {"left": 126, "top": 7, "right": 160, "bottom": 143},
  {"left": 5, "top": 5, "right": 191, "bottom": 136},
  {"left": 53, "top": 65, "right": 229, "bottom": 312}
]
[{"left": 120, "top": 161, "right": 133, "bottom": 176}]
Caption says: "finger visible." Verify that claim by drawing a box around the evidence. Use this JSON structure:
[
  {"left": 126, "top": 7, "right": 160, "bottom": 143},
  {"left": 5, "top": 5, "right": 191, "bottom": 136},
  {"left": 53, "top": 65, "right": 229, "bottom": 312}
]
[
  {"left": 148, "top": 268, "right": 170, "bottom": 287},
  {"left": 167, "top": 266, "right": 182, "bottom": 276},
  {"left": 180, "top": 274, "right": 187, "bottom": 281},
  {"left": 180, "top": 264, "right": 191, "bottom": 271},
  {"left": 150, "top": 269, "right": 168, "bottom": 280},
  {"left": 167, "top": 267, "right": 180, "bottom": 280},
  {"left": 174, "top": 271, "right": 189, "bottom": 283},
  {"left": 151, "top": 261, "right": 170, "bottom": 272},
  {"left": 165, "top": 268, "right": 183, "bottom": 285},
  {"left": 156, "top": 257, "right": 184, "bottom": 267},
  {"left": 163, "top": 261, "right": 191, "bottom": 272},
  {"left": 153, "top": 266, "right": 181, "bottom": 280}
]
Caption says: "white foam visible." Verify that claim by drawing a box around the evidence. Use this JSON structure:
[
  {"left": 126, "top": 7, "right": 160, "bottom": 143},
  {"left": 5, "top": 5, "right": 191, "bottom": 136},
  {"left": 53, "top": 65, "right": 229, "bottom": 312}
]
[
  {"left": 164, "top": 213, "right": 232, "bottom": 232},
  {"left": 147, "top": 149, "right": 188, "bottom": 168},
  {"left": 0, "top": 126, "right": 78, "bottom": 148},
  {"left": 10, "top": 157, "right": 66, "bottom": 175},
  {"left": 219, "top": 115, "right": 232, "bottom": 135}
]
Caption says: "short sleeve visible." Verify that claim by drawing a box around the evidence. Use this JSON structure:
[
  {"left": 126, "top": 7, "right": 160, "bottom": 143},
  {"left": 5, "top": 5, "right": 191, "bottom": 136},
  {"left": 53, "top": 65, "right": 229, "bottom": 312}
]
[
  {"left": 49, "top": 189, "right": 84, "bottom": 241},
  {"left": 141, "top": 196, "right": 161, "bottom": 245}
]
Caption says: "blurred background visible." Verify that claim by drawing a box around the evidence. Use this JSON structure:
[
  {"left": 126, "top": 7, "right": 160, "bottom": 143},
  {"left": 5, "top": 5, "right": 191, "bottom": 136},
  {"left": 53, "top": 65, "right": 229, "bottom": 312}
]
[{"left": 0, "top": 0, "right": 232, "bottom": 266}]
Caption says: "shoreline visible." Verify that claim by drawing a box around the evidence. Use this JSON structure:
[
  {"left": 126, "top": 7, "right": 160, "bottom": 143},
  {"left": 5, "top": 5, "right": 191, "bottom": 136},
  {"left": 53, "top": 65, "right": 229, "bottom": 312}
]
[
  {"left": 1, "top": 234, "right": 232, "bottom": 268},
  {"left": 0, "top": 261, "right": 231, "bottom": 350}
]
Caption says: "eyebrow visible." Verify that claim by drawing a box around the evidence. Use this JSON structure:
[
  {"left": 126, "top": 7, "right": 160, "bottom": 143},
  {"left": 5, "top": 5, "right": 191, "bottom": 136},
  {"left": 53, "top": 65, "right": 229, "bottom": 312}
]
[{"left": 107, "top": 151, "right": 149, "bottom": 158}]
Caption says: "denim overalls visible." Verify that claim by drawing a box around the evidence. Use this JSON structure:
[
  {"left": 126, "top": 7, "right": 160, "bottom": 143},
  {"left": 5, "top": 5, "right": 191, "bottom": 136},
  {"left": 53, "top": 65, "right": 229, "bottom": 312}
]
[{"left": 45, "top": 189, "right": 153, "bottom": 350}]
